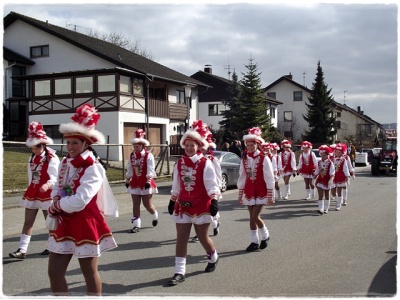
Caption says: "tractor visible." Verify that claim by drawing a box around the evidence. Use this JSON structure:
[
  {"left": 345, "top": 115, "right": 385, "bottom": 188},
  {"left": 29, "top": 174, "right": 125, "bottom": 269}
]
[{"left": 371, "top": 130, "right": 397, "bottom": 176}]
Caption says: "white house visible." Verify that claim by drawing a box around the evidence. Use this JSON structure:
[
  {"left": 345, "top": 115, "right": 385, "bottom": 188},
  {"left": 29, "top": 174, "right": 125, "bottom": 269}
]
[{"left": 3, "top": 11, "right": 206, "bottom": 160}]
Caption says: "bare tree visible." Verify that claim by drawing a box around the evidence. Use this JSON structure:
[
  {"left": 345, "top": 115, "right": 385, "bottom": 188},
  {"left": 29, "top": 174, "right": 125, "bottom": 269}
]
[
  {"left": 86, "top": 28, "right": 153, "bottom": 60},
  {"left": 278, "top": 116, "right": 300, "bottom": 142}
]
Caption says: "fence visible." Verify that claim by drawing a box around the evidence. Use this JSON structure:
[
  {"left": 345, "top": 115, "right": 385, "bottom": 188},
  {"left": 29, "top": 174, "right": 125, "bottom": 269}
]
[{"left": 2, "top": 141, "right": 175, "bottom": 193}]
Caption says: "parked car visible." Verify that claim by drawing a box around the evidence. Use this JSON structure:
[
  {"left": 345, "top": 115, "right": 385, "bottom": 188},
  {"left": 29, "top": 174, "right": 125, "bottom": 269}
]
[
  {"left": 212, "top": 151, "right": 241, "bottom": 192},
  {"left": 311, "top": 149, "right": 322, "bottom": 163}
]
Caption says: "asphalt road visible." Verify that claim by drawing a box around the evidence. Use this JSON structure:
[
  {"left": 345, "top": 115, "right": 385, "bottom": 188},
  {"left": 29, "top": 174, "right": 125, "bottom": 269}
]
[{"left": 1, "top": 166, "right": 397, "bottom": 297}]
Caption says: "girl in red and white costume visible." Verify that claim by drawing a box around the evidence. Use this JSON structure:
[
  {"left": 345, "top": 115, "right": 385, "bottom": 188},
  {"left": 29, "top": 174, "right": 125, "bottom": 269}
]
[
  {"left": 168, "top": 120, "right": 221, "bottom": 286},
  {"left": 191, "top": 131, "right": 222, "bottom": 242},
  {"left": 9, "top": 122, "right": 60, "bottom": 260},
  {"left": 314, "top": 145, "right": 335, "bottom": 215},
  {"left": 331, "top": 143, "right": 350, "bottom": 211},
  {"left": 297, "top": 141, "right": 318, "bottom": 200},
  {"left": 342, "top": 148, "right": 355, "bottom": 206},
  {"left": 125, "top": 129, "right": 158, "bottom": 233},
  {"left": 280, "top": 139, "right": 297, "bottom": 199},
  {"left": 237, "top": 128, "right": 275, "bottom": 252},
  {"left": 261, "top": 142, "right": 277, "bottom": 202},
  {"left": 271, "top": 142, "right": 283, "bottom": 200},
  {"left": 47, "top": 104, "right": 118, "bottom": 296}
]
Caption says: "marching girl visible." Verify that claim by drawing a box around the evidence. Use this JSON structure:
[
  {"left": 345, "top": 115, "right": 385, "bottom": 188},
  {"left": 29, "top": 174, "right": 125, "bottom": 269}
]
[
  {"left": 271, "top": 143, "right": 283, "bottom": 200},
  {"left": 237, "top": 128, "right": 275, "bottom": 252},
  {"left": 280, "top": 139, "right": 297, "bottom": 199},
  {"left": 261, "top": 142, "right": 277, "bottom": 202},
  {"left": 47, "top": 104, "right": 118, "bottom": 296},
  {"left": 342, "top": 147, "right": 355, "bottom": 206},
  {"left": 125, "top": 129, "right": 158, "bottom": 233},
  {"left": 297, "top": 141, "right": 318, "bottom": 200},
  {"left": 168, "top": 120, "right": 221, "bottom": 286},
  {"left": 191, "top": 131, "right": 222, "bottom": 242},
  {"left": 314, "top": 145, "right": 335, "bottom": 215},
  {"left": 331, "top": 143, "right": 350, "bottom": 211},
  {"left": 9, "top": 122, "right": 60, "bottom": 259}
]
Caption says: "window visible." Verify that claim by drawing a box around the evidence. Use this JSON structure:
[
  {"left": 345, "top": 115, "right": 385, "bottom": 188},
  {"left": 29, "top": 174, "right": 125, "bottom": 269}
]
[
  {"left": 177, "top": 90, "right": 185, "bottom": 104},
  {"left": 12, "top": 66, "right": 26, "bottom": 97},
  {"left": 30, "top": 45, "right": 49, "bottom": 58},
  {"left": 336, "top": 112, "right": 341, "bottom": 118},
  {"left": 97, "top": 74, "right": 116, "bottom": 93},
  {"left": 284, "top": 131, "right": 293, "bottom": 139},
  {"left": 54, "top": 78, "right": 71, "bottom": 95},
  {"left": 293, "top": 91, "right": 303, "bottom": 101},
  {"left": 284, "top": 111, "right": 293, "bottom": 122},
  {"left": 43, "top": 125, "right": 63, "bottom": 139},
  {"left": 267, "top": 92, "right": 276, "bottom": 99},
  {"left": 76, "top": 76, "right": 93, "bottom": 94},
  {"left": 133, "top": 78, "right": 144, "bottom": 95},
  {"left": 269, "top": 107, "right": 276, "bottom": 118},
  {"left": 208, "top": 104, "right": 225, "bottom": 116},
  {"left": 34, "top": 80, "right": 51, "bottom": 97},
  {"left": 120, "top": 76, "right": 132, "bottom": 94}
]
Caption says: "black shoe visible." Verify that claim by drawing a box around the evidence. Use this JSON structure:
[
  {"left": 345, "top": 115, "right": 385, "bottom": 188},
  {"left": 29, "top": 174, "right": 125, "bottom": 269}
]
[
  {"left": 168, "top": 273, "right": 185, "bottom": 286},
  {"left": 205, "top": 257, "right": 219, "bottom": 272},
  {"left": 245, "top": 243, "right": 260, "bottom": 252},
  {"left": 9, "top": 249, "right": 26, "bottom": 259},
  {"left": 260, "top": 237, "right": 270, "bottom": 250},
  {"left": 152, "top": 219, "right": 158, "bottom": 227},
  {"left": 130, "top": 227, "right": 140, "bottom": 233},
  {"left": 191, "top": 236, "right": 199, "bottom": 243},
  {"left": 213, "top": 222, "right": 220, "bottom": 236},
  {"left": 40, "top": 249, "right": 50, "bottom": 255}
]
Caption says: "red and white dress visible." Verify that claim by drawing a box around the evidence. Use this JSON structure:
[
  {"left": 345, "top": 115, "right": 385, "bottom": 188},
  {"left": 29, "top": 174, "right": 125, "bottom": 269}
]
[
  {"left": 314, "top": 158, "right": 335, "bottom": 190},
  {"left": 170, "top": 153, "right": 220, "bottom": 224},
  {"left": 332, "top": 155, "right": 350, "bottom": 188},
  {"left": 281, "top": 149, "right": 297, "bottom": 176},
  {"left": 297, "top": 151, "right": 318, "bottom": 179},
  {"left": 48, "top": 150, "right": 117, "bottom": 258},
  {"left": 126, "top": 149, "right": 158, "bottom": 195},
  {"left": 21, "top": 148, "right": 60, "bottom": 210},
  {"left": 237, "top": 150, "right": 275, "bottom": 205}
]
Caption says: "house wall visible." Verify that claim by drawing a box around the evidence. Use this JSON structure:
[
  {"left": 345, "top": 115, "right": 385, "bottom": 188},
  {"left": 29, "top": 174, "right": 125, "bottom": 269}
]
[
  {"left": 4, "top": 20, "right": 115, "bottom": 74},
  {"left": 264, "top": 81, "right": 310, "bottom": 141}
]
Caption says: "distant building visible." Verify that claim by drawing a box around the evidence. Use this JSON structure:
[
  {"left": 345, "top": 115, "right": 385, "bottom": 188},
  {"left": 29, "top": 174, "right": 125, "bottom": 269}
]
[{"left": 191, "top": 65, "right": 282, "bottom": 131}]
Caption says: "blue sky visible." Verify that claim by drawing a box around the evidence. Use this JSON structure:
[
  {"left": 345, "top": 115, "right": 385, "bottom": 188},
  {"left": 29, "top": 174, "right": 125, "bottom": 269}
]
[{"left": 3, "top": 0, "right": 398, "bottom": 124}]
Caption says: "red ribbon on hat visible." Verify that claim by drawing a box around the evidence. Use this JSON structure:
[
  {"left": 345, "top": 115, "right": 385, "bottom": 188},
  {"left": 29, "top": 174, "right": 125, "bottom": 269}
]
[{"left": 71, "top": 104, "right": 100, "bottom": 129}]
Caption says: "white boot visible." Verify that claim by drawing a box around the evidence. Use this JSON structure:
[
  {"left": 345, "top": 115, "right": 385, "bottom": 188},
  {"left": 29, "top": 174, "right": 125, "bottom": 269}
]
[
  {"left": 275, "top": 189, "right": 281, "bottom": 200},
  {"left": 284, "top": 185, "right": 289, "bottom": 199},
  {"left": 324, "top": 199, "right": 330, "bottom": 214},
  {"left": 305, "top": 189, "right": 310, "bottom": 200},
  {"left": 335, "top": 196, "right": 342, "bottom": 211},
  {"left": 318, "top": 200, "right": 324, "bottom": 215}
]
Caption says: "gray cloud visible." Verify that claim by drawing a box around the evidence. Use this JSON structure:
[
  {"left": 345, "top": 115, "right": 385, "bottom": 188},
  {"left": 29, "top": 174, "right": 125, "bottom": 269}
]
[{"left": 3, "top": 2, "right": 397, "bottom": 124}]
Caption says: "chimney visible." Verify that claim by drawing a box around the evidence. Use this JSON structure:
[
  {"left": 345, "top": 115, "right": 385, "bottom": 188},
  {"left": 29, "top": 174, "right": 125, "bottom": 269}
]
[
  {"left": 285, "top": 72, "right": 292, "bottom": 80},
  {"left": 357, "top": 106, "right": 364, "bottom": 115},
  {"left": 204, "top": 64, "right": 212, "bottom": 74}
]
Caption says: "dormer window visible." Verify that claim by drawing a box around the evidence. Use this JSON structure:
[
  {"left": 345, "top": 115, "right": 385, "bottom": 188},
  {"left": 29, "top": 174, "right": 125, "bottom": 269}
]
[{"left": 30, "top": 45, "right": 49, "bottom": 58}]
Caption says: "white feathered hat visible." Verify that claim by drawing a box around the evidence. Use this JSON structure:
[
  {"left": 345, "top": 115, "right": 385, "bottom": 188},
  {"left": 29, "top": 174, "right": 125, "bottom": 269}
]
[
  {"left": 59, "top": 104, "right": 105, "bottom": 145},
  {"left": 242, "top": 127, "right": 265, "bottom": 145},
  {"left": 26, "top": 121, "right": 53, "bottom": 147},
  {"left": 204, "top": 128, "right": 216, "bottom": 150},
  {"left": 180, "top": 120, "right": 209, "bottom": 148},
  {"left": 130, "top": 128, "right": 150, "bottom": 146}
]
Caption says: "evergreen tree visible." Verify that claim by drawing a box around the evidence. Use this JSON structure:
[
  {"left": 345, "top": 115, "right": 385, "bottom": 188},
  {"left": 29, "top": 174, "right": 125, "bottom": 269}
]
[
  {"left": 219, "top": 70, "right": 242, "bottom": 140},
  {"left": 302, "top": 61, "right": 336, "bottom": 144},
  {"left": 237, "top": 57, "right": 271, "bottom": 138}
]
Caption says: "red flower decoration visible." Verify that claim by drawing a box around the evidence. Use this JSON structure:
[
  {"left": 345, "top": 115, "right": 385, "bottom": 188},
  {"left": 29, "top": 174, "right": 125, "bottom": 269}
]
[{"left": 71, "top": 104, "right": 100, "bottom": 129}]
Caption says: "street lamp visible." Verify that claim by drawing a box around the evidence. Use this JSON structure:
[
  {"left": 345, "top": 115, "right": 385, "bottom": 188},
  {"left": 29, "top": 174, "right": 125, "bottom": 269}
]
[{"left": 184, "top": 85, "right": 192, "bottom": 131}]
